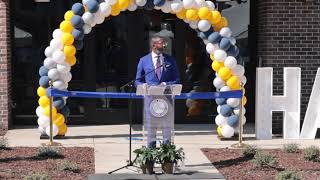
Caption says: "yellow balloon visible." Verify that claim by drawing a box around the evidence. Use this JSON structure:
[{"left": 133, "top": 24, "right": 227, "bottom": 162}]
[
  {"left": 64, "top": 10, "right": 74, "bottom": 21},
  {"left": 218, "top": 67, "right": 232, "bottom": 81},
  {"left": 58, "top": 123, "right": 68, "bottom": 136},
  {"left": 214, "top": 17, "right": 228, "bottom": 32},
  {"left": 242, "top": 96, "right": 247, "bottom": 106},
  {"left": 211, "top": 60, "right": 224, "bottom": 72},
  {"left": 37, "top": 87, "right": 46, "bottom": 97},
  {"left": 64, "top": 45, "right": 76, "bottom": 57},
  {"left": 176, "top": 9, "right": 186, "bottom": 19},
  {"left": 111, "top": 3, "right": 121, "bottom": 16},
  {"left": 227, "top": 76, "right": 240, "bottom": 90},
  {"left": 210, "top": 10, "right": 222, "bottom": 25},
  {"left": 62, "top": 33, "right": 74, "bottom": 46},
  {"left": 118, "top": 0, "right": 130, "bottom": 10},
  {"left": 38, "top": 96, "right": 50, "bottom": 107},
  {"left": 242, "top": 88, "right": 246, "bottom": 95},
  {"left": 60, "top": 21, "right": 74, "bottom": 33},
  {"left": 53, "top": 113, "right": 65, "bottom": 127},
  {"left": 66, "top": 55, "right": 77, "bottom": 66},
  {"left": 217, "top": 126, "right": 223, "bottom": 136},
  {"left": 210, "top": 54, "right": 215, "bottom": 61},
  {"left": 44, "top": 106, "right": 57, "bottom": 118},
  {"left": 198, "top": 7, "right": 211, "bottom": 20},
  {"left": 186, "top": 9, "right": 199, "bottom": 21}
]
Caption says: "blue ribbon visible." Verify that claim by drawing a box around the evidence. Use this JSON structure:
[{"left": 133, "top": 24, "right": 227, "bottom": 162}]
[{"left": 47, "top": 89, "right": 243, "bottom": 99}]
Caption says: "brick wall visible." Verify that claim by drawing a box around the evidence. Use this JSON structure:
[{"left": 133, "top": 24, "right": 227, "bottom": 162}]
[
  {"left": 0, "top": 0, "right": 11, "bottom": 135},
  {"left": 256, "top": 0, "right": 320, "bottom": 133}
]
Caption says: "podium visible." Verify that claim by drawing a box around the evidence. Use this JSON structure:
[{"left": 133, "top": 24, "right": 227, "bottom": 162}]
[{"left": 137, "top": 84, "right": 182, "bottom": 148}]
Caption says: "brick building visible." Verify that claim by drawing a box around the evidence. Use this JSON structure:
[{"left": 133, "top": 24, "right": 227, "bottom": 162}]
[{"left": 0, "top": 0, "right": 319, "bottom": 136}]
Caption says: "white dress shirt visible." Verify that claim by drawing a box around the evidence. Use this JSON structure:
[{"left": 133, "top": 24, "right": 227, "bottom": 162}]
[{"left": 151, "top": 51, "right": 163, "bottom": 73}]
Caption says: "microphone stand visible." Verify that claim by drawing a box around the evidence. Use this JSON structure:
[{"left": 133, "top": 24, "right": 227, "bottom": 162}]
[{"left": 108, "top": 63, "right": 167, "bottom": 174}]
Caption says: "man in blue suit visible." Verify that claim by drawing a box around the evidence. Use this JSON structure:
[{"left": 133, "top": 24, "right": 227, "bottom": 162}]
[{"left": 135, "top": 35, "right": 180, "bottom": 148}]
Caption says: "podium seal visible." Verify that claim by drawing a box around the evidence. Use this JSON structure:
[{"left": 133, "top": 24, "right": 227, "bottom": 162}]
[{"left": 150, "top": 98, "right": 168, "bottom": 117}]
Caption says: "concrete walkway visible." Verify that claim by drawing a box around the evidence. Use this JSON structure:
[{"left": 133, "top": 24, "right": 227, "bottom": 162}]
[{"left": 4, "top": 124, "right": 320, "bottom": 177}]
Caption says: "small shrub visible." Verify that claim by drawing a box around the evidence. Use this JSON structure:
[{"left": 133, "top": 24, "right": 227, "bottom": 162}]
[
  {"left": 303, "top": 146, "right": 320, "bottom": 162},
  {"left": 276, "top": 170, "right": 300, "bottom": 180},
  {"left": 283, "top": 143, "right": 299, "bottom": 153},
  {"left": 241, "top": 144, "right": 257, "bottom": 158},
  {"left": 0, "top": 137, "right": 8, "bottom": 150},
  {"left": 23, "top": 172, "right": 49, "bottom": 180},
  {"left": 252, "top": 151, "right": 277, "bottom": 168},
  {"left": 37, "top": 146, "right": 62, "bottom": 158},
  {"left": 57, "top": 161, "right": 80, "bottom": 173}
]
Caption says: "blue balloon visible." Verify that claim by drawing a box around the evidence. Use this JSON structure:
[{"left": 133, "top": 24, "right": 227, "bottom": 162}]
[
  {"left": 228, "top": 115, "right": 239, "bottom": 127},
  {"left": 53, "top": 97, "right": 66, "bottom": 110},
  {"left": 219, "top": 38, "right": 231, "bottom": 51},
  {"left": 215, "top": 98, "right": 226, "bottom": 105},
  {"left": 199, "top": 32, "right": 207, "bottom": 40},
  {"left": 75, "top": 40, "right": 84, "bottom": 50},
  {"left": 220, "top": 104, "right": 233, "bottom": 117},
  {"left": 144, "top": 0, "right": 155, "bottom": 10},
  {"left": 203, "top": 27, "right": 214, "bottom": 37},
  {"left": 87, "top": 0, "right": 99, "bottom": 13},
  {"left": 39, "top": 66, "right": 49, "bottom": 77},
  {"left": 71, "top": 15, "right": 84, "bottom": 29},
  {"left": 227, "top": 45, "right": 239, "bottom": 57},
  {"left": 39, "top": 76, "right": 50, "bottom": 88},
  {"left": 72, "top": 29, "right": 84, "bottom": 40},
  {"left": 208, "top": 32, "right": 221, "bottom": 44},
  {"left": 72, "top": 3, "right": 85, "bottom": 16},
  {"left": 153, "top": 0, "right": 165, "bottom": 6}
]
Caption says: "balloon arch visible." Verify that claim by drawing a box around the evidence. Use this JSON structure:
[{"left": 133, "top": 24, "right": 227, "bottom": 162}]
[{"left": 36, "top": 0, "right": 247, "bottom": 138}]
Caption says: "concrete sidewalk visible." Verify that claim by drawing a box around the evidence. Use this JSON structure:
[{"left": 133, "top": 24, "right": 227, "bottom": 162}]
[{"left": 4, "top": 124, "right": 320, "bottom": 176}]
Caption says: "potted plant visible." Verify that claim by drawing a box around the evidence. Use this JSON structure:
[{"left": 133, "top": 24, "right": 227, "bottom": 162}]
[
  {"left": 133, "top": 146, "right": 157, "bottom": 174},
  {"left": 156, "top": 142, "right": 185, "bottom": 174}
]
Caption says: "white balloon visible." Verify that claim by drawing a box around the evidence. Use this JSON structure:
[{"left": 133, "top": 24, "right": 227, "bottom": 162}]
[
  {"left": 161, "top": 1, "right": 172, "bottom": 13},
  {"left": 183, "top": 19, "right": 189, "bottom": 23},
  {"left": 100, "top": 2, "right": 112, "bottom": 17},
  {"left": 183, "top": 0, "right": 195, "bottom": 9},
  {"left": 206, "top": 43, "right": 215, "bottom": 54},
  {"left": 38, "top": 126, "right": 46, "bottom": 135},
  {"left": 82, "top": 0, "right": 90, "bottom": 5},
  {"left": 195, "top": 0, "right": 206, "bottom": 8},
  {"left": 95, "top": 11, "right": 105, "bottom": 24},
  {"left": 240, "top": 75, "right": 247, "bottom": 85},
  {"left": 106, "top": 0, "right": 117, "bottom": 5},
  {"left": 50, "top": 39, "right": 63, "bottom": 51},
  {"left": 45, "top": 124, "right": 59, "bottom": 137},
  {"left": 53, "top": 29, "right": 63, "bottom": 39},
  {"left": 48, "top": 68, "right": 60, "bottom": 81},
  {"left": 57, "top": 63, "right": 71, "bottom": 74},
  {"left": 61, "top": 72, "right": 72, "bottom": 83},
  {"left": 221, "top": 125, "right": 234, "bottom": 138},
  {"left": 38, "top": 116, "right": 50, "bottom": 128},
  {"left": 53, "top": 80, "right": 66, "bottom": 90},
  {"left": 220, "top": 27, "right": 232, "bottom": 38},
  {"left": 233, "top": 107, "right": 246, "bottom": 116},
  {"left": 226, "top": 98, "right": 240, "bottom": 108},
  {"left": 213, "top": 77, "right": 225, "bottom": 89},
  {"left": 220, "top": 86, "right": 231, "bottom": 92},
  {"left": 44, "top": 57, "right": 57, "bottom": 69},
  {"left": 189, "top": 20, "right": 198, "bottom": 29},
  {"left": 232, "top": 65, "right": 245, "bottom": 76},
  {"left": 203, "top": 39, "right": 209, "bottom": 45},
  {"left": 45, "top": 46, "right": 54, "bottom": 57},
  {"left": 36, "top": 106, "right": 45, "bottom": 117},
  {"left": 136, "top": 0, "right": 147, "bottom": 6},
  {"left": 224, "top": 56, "right": 237, "bottom": 69},
  {"left": 83, "top": 24, "right": 92, "bottom": 34},
  {"left": 242, "top": 116, "right": 246, "bottom": 125},
  {"left": 128, "top": 3, "right": 138, "bottom": 11},
  {"left": 171, "top": 0, "right": 183, "bottom": 12},
  {"left": 217, "top": 105, "right": 221, "bottom": 114},
  {"left": 52, "top": 50, "right": 65, "bottom": 64},
  {"left": 82, "top": 12, "right": 95, "bottom": 25},
  {"left": 198, "top": 20, "right": 211, "bottom": 32},
  {"left": 215, "top": 114, "right": 228, "bottom": 126},
  {"left": 213, "top": 49, "right": 227, "bottom": 62},
  {"left": 229, "top": 37, "right": 236, "bottom": 45},
  {"left": 206, "top": 1, "right": 215, "bottom": 10}
]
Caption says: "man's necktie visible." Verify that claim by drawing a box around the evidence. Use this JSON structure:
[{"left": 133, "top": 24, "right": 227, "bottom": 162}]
[{"left": 156, "top": 55, "right": 161, "bottom": 80}]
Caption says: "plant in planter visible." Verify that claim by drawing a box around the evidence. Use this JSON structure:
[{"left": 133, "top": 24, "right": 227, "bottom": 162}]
[
  {"left": 133, "top": 146, "right": 157, "bottom": 174},
  {"left": 156, "top": 143, "right": 185, "bottom": 174}
]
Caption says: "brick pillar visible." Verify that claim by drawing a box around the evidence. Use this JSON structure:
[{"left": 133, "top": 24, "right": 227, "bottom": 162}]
[
  {"left": 0, "top": 0, "right": 11, "bottom": 135},
  {"left": 256, "top": 0, "right": 320, "bottom": 133}
]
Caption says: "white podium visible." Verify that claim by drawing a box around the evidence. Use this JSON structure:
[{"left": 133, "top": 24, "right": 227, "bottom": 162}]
[{"left": 136, "top": 84, "right": 182, "bottom": 148}]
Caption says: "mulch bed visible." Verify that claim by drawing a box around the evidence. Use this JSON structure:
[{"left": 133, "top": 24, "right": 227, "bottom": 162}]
[
  {"left": 0, "top": 147, "right": 94, "bottom": 179},
  {"left": 202, "top": 148, "right": 320, "bottom": 180}
]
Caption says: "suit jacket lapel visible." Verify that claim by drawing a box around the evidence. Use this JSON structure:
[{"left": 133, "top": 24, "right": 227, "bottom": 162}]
[{"left": 160, "top": 55, "right": 167, "bottom": 81}]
